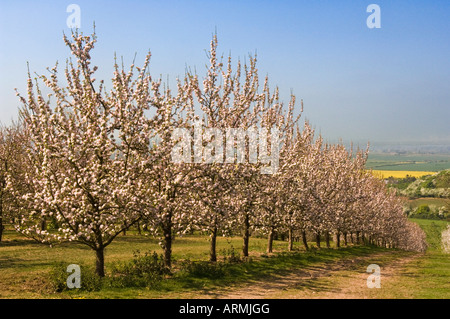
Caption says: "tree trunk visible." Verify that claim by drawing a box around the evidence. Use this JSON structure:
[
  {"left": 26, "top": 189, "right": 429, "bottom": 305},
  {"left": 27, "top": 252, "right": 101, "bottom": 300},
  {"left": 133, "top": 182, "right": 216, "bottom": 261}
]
[
  {"left": 315, "top": 232, "right": 321, "bottom": 248},
  {"left": 210, "top": 225, "right": 218, "bottom": 262},
  {"left": 95, "top": 247, "right": 105, "bottom": 277},
  {"left": 242, "top": 213, "right": 250, "bottom": 257},
  {"left": 362, "top": 232, "right": 367, "bottom": 245},
  {"left": 343, "top": 232, "right": 348, "bottom": 246},
  {"left": 267, "top": 227, "right": 274, "bottom": 253},
  {"left": 0, "top": 203, "right": 3, "bottom": 242},
  {"left": 40, "top": 219, "right": 46, "bottom": 231},
  {"left": 0, "top": 216, "right": 3, "bottom": 242},
  {"left": 325, "top": 232, "right": 331, "bottom": 248},
  {"left": 163, "top": 224, "right": 172, "bottom": 268},
  {"left": 356, "top": 231, "right": 360, "bottom": 244},
  {"left": 137, "top": 221, "right": 142, "bottom": 235},
  {"left": 302, "top": 230, "right": 309, "bottom": 251},
  {"left": 288, "top": 227, "right": 294, "bottom": 251},
  {"left": 336, "top": 232, "right": 341, "bottom": 248},
  {"left": 122, "top": 221, "right": 128, "bottom": 236}
]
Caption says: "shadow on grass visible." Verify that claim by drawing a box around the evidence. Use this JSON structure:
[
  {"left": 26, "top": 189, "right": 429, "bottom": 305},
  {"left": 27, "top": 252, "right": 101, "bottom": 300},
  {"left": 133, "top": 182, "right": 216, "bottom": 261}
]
[
  {"left": 0, "top": 255, "right": 58, "bottom": 270},
  {"left": 0, "top": 238, "right": 42, "bottom": 247},
  {"left": 0, "top": 239, "right": 95, "bottom": 252},
  {"left": 292, "top": 277, "right": 337, "bottom": 293}
]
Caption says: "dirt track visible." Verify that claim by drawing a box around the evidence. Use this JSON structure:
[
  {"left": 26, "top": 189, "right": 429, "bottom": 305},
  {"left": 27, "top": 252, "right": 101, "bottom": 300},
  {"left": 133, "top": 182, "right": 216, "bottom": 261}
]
[{"left": 200, "top": 251, "right": 420, "bottom": 299}]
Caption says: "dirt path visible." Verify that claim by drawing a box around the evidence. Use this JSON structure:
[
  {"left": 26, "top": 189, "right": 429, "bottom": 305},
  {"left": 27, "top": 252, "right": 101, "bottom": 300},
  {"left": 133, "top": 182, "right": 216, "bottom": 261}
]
[{"left": 203, "top": 250, "right": 420, "bottom": 299}]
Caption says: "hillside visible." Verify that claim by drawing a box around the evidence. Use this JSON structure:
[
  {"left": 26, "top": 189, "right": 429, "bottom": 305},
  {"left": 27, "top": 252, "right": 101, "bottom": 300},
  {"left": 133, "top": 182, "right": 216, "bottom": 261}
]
[
  {"left": 387, "top": 170, "right": 450, "bottom": 221},
  {"left": 400, "top": 169, "right": 450, "bottom": 198}
]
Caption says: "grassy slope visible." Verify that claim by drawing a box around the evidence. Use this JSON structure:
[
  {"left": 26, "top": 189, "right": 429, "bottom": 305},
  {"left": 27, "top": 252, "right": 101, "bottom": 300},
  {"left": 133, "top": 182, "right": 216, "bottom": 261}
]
[
  {"left": 391, "top": 219, "right": 450, "bottom": 298},
  {"left": 0, "top": 219, "right": 448, "bottom": 299},
  {"left": 263, "top": 219, "right": 449, "bottom": 299},
  {"left": 0, "top": 226, "right": 388, "bottom": 299},
  {"left": 348, "top": 218, "right": 449, "bottom": 299}
]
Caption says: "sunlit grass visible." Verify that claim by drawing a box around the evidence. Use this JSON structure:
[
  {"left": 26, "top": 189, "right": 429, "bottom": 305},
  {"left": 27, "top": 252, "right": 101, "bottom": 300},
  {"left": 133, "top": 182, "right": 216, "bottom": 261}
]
[
  {"left": 0, "top": 226, "right": 374, "bottom": 299},
  {"left": 1, "top": 219, "right": 448, "bottom": 299}
]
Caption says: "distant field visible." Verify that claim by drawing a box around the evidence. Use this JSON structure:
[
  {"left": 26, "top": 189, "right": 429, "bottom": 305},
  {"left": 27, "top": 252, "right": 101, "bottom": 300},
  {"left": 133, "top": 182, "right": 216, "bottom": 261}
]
[
  {"left": 371, "top": 170, "right": 435, "bottom": 179},
  {"left": 406, "top": 197, "right": 450, "bottom": 209},
  {"left": 366, "top": 153, "right": 450, "bottom": 172}
]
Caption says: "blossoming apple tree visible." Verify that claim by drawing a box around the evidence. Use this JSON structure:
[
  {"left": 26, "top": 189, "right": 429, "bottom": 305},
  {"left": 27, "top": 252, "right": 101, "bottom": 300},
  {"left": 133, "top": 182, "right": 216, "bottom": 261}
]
[{"left": 14, "top": 30, "right": 154, "bottom": 276}]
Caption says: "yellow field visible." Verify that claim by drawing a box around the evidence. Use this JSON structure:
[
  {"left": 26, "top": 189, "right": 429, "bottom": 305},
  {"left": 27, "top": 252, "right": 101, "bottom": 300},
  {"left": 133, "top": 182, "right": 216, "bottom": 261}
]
[{"left": 370, "top": 170, "right": 436, "bottom": 179}]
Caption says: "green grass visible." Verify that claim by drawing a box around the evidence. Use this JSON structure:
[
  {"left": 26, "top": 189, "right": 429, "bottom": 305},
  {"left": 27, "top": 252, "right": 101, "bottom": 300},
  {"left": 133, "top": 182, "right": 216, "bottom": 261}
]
[
  {"left": 369, "top": 219, "right": 449, "bottom": 299},
  {"left": 0, "top": 225, "right": 386, "bottom": 299},
  {"left": 383, "top": 219, "right": 450, "bottom": 299},
  {"left": 265, "top": 218, "right": 450, "bottom": 299},
  {"left": 1, "top": 219, "right": 448, "bottom": 299},
  {"left": 410, "top": 219, "right": 448, "bottom": 252}
]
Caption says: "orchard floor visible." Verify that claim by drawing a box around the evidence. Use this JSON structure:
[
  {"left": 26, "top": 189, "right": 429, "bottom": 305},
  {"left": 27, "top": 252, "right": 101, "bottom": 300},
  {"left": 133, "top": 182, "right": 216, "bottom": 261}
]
[
  {"left": 0, "top": 219, "right": 448, "bottom": 299},
  {"left": 208, "top": 251, "right": 421, "bottom": 299}
]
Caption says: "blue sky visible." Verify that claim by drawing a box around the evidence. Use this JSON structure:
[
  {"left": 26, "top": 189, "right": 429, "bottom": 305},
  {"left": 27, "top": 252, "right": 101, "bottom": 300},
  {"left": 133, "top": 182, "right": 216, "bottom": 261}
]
[{"left": 1, "top": 0, "right": 449, "bottom": 146}]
